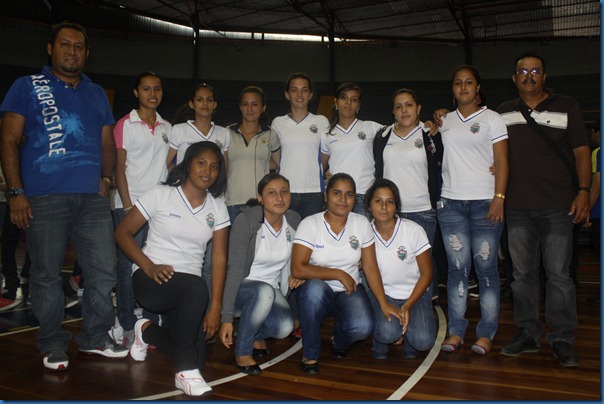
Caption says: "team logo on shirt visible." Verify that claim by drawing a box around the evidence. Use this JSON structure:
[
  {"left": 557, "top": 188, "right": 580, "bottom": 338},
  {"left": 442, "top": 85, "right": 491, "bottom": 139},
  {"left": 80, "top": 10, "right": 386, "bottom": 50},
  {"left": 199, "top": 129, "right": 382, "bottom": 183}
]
[
  {"left": 414, "top": 139, "right": 424, "bottom": 149},
  {"left": 358, "top": 131, "right": 366, "bottom": 140},
  {"left": 161, "top": 133, "right": 169, "bottom": 144},
  {"left": 286, "top": 228, "right": 292, "bottom": 242},
  {"left": 397, "top": 246, "right": 408, "bottom": 261},
  {"left": 349, "top": 235, "right": 360, "bottom": 250},
  {"left": 470, "top": 123, "right": 481, "bottom": 134},
  {"left": 206, "top": 213, "right": 215, "bottom": 229},
  {"left": 309, "top": 124, "right": 318, "bottom": 134},
  {"left": 215, "top": 140, "right": 223, "bottom": 149}
]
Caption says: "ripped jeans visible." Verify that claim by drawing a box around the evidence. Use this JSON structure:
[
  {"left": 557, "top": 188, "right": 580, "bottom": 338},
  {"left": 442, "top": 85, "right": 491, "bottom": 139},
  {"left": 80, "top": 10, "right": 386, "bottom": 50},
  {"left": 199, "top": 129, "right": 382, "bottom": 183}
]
[{"left": 437, "top": 198, "right": 503, "bottom": 340}]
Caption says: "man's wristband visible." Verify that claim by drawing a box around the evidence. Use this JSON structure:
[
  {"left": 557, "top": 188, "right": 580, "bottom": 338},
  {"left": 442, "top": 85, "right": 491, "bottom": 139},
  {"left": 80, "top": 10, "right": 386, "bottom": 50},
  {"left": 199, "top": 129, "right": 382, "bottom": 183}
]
[
  {"left": 578, "top": 186, "right": 591, "bottom": 193},
  {"left": 494, "top": 193, "right": 506, "bottom": 200}
]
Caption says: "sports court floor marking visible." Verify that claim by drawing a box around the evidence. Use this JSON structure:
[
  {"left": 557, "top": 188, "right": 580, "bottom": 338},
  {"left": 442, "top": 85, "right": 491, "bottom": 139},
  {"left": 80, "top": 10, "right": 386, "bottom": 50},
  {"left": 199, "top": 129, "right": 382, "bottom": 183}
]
[
  {"left": 133, "top": 339, "right": 304, "bottom": 400},
  {"left": 387, "top": 305, "right": 446, "bottom": 400}
]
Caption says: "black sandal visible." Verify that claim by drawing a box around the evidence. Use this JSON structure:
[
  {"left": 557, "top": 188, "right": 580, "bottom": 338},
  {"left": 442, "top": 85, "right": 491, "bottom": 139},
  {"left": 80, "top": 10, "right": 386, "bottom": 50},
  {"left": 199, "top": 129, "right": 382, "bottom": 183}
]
[{"left": 299, "top": 359, "right": 319, "bottom": 375}]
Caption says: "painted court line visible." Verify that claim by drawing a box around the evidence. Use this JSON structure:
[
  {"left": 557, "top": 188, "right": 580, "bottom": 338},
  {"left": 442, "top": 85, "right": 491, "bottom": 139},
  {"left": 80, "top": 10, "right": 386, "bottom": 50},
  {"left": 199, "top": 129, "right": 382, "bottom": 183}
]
[
  {"left": 132, "top": 339, "right": 303, "bottom": 400},
  {"left": 387, "top": 305, "right": 447, "bottom": 400}
]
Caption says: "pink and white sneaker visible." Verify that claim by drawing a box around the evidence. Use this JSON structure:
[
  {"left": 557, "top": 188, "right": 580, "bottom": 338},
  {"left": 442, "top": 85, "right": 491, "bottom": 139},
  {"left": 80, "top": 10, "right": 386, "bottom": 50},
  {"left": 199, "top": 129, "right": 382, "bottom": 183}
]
[{"left": 175, "top": 369, "right": 212, "bottom": 396}]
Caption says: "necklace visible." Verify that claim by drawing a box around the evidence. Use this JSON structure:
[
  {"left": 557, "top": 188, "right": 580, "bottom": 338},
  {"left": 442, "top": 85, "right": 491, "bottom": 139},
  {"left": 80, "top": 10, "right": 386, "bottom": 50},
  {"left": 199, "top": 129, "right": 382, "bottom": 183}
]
[{"left": 51, "top": 70, "right": 80, "bottom": 89}]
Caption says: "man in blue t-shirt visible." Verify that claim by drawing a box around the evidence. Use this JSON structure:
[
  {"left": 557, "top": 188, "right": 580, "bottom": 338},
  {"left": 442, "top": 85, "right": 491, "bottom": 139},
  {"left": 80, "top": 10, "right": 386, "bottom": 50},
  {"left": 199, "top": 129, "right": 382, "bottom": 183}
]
[{"left": 0, "top": 22, "right": 128, "bottom": 370}]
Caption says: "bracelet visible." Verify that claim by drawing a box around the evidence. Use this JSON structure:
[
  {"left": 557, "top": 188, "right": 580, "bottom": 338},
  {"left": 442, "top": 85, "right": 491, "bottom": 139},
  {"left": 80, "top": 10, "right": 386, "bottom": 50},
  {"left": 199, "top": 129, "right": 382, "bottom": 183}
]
[
  {"left": 578, "top": 186, "right": 591, "bottom": 193},
  {"left": 124, "top": 206, "right": 133, "bottom": 212},
  {"left": 494, "top": 193, "right": 506, "bottom": 200},
  {"left": 100, "top": 176, "right": 111, "bottom": 184}
]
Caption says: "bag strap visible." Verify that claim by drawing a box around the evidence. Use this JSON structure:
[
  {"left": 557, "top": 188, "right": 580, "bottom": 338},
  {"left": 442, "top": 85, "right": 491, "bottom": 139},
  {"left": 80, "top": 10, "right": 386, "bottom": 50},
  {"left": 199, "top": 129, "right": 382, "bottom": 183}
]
[{"left": 518, "top": 104, "right": 578, "bottom": 188}]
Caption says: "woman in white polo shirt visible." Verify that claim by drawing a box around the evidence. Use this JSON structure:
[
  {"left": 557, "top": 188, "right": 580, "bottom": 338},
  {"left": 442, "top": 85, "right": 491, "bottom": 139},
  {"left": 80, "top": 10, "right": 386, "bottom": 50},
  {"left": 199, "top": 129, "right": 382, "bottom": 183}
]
[
  {"left": 114, "top": 141, "right": 229, "bottom": 396},
  {"left": 437, "top": 65, "right": 508, "bottom": 356},
  {"left": 320, "top": 83, "right": 385, "bottom": 217},
  {"left": 291, "top": 173, "right": 402, "bottom": 375},
  {"left": 272, "top": 73, "right": 329, "bottom": 219},
  {"left": 364, "top": 178, "right": 436, "bottom": 359},
  {"left": 220, "top": 173, "right": 301, "bottom": 375},
  {"left": 113, "top": 71, "right": 172, "bottom": 346}
]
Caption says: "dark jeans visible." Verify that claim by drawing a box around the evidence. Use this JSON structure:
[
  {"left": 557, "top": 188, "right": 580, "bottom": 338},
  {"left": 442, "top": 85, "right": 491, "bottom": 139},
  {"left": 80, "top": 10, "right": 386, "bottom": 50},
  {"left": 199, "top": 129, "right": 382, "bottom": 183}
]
[
  {"left": 290, "top": 192, "right": 323, "bottom": 220},
  {"left": 297, "top": 279, "right": 374, "bottom": 360},
  {"left": 506, "top": 208, "right": 577, "bottom": 345},
  {"left": 402, "top": 209, "right": 437, "bottom": 296},
  {"left": 27, "top": 194, "right": 117, "bottom": 353},
  {"left": 2, "top": 202, "right": 30, "bottom": 298},
  {"left": 114, "top": 208, "right": 153, "bottom": 332},
  {"left": 134, "top": 270, "right": 209, "bottom": 371}
]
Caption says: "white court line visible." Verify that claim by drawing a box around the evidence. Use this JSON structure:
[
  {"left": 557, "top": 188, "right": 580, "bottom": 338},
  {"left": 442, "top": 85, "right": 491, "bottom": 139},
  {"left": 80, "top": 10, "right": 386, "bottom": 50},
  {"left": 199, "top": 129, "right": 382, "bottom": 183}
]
[
  {"left": 132, "top": 339, "right": 303, "bottom": 400},
  {"left": 387, "top": 305, "right": 446, "bottom": 400}
]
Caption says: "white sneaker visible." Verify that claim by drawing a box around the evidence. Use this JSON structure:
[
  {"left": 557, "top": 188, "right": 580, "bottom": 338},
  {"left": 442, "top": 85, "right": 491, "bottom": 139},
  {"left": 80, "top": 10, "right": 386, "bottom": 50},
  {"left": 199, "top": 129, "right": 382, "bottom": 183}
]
[
  {"left": 130, "top": 318, "right": 149, "bottom": 361},
  {"left": 175, "top": 369, "right": 212, "bottom": 396}
]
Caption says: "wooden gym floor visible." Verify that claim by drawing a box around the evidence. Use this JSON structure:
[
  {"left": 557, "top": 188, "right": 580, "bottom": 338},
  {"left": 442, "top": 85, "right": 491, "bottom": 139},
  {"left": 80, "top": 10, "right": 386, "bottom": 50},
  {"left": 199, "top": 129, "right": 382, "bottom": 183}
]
[{"left": 0, "top": 241, "right": 600, "bottom": 400}]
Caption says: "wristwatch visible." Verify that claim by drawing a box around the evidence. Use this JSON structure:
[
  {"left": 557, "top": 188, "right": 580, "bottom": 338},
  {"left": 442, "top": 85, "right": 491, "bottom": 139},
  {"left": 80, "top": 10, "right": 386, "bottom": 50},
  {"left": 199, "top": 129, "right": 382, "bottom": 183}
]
[{"left": 7, "top": 187, "right": 24, "bottom": 197}]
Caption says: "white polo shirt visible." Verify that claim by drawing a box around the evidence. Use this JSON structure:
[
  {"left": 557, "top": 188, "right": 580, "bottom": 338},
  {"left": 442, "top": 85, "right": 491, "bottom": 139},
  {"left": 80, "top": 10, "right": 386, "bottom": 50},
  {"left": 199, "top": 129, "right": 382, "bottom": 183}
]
[
  {"left": 272, "top": 113, "right": 329, "bottom": 193},
  {"left": 170, "top": 120, "right": 230, "bottom": 164},
  {"left": 134, "top": 185, "right": 230, "bottom": 277},
  {"left": 372, "top": 217, "right": 430, "bottom": 300},
  {"left": 382, "top": 123, "right": 432, "bottom": 213},
  {"left": 321, "top": 119, "right": 383, "bottom": 194},
  {"left": 113, "top": 109, "right": 171, "bottom": 209},
  {"left": 439, "top": 106, "right": 508, "bottom": 200},
  {"left": 293, "top": 212, "right": 374, "bottom": 292},
  {"left": 246, "top": 216, "right": 294, "bottom": 289}
]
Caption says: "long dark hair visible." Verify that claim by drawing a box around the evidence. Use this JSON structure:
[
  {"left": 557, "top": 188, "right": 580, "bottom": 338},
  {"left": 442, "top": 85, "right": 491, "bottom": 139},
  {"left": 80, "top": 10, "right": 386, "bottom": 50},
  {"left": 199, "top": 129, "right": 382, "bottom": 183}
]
[
  {"left": 285, "top": 72, "right": 313, "bottom": 93},
  {"left": 164, "top": 141, "right": 227, "bottom": 198},
  {"left": 451, "top": 64, "right": 483, "bottom": 108},
  {"left": 364, "top": 178, "right": 402, "bottom": 218},
  {"left": 329, "top": 82, "right": 361, "bottom": 134}
]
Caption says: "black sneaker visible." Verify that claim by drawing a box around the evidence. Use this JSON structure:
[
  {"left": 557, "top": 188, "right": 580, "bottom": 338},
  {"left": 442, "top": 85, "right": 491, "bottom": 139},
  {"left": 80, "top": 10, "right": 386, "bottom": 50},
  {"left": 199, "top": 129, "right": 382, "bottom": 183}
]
[
  {"left": 500, "top": 329, "right": 540, "bottom": 356},
  {"left": 79, "top": 339, "right": 129, "bottom": 358},
  {"left": 552, "top": 341, "right": 580, "bottom": 367},
  {"left": 43, "top": 350, "right": 69, "bottom": 371}
]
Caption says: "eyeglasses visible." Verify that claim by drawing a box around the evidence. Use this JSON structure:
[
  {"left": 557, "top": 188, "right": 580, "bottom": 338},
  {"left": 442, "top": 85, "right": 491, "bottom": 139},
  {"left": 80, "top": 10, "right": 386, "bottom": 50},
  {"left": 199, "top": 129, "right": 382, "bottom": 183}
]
[{"left": 515, "top": 67, "right": 544, "bottom": 76}]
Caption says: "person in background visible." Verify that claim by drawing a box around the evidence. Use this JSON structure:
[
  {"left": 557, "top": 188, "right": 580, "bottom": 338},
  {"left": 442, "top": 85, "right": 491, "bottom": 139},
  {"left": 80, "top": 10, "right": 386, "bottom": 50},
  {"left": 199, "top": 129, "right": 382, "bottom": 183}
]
[
  {"left": 0, "top": 21, "right": 128, "bottom": 370},
  {"left": 115, "top": 141, "right": 229, "bottom": 396},
  {"left": 321, "top": 82, "right": 384, "bottom": 217},
  {"left": 220, "top": 173, "right": 300, "bottom": 375},
  {"left": 167, "top": 83, "right": 230, "bottom": 303},
  {"left": 225, "top": 86, "right": 281, "bottom": 223},
  {"left": 272, "top": 73, "right": 329, "bottom": 219},
  {"left": 111, "top": 71, "right": 172, "bottom": 347},
  {"left": 364, "top": 179, "right": 436, "bottom": 359},
  {"left": 373, "top": 88, "right": 443, "bottom": 300}
]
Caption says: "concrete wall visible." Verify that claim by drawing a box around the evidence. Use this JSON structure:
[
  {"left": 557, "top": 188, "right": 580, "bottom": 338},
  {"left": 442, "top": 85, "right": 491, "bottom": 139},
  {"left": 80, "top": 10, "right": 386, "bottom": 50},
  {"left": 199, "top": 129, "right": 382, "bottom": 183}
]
[{"left": 0, "top": 24, "right": 600, "bottom": 126}]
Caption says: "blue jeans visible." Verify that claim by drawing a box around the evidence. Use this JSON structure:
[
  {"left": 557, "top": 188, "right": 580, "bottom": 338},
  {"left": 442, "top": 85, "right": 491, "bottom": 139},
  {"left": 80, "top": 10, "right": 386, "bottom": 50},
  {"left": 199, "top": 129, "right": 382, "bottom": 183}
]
[
  {"left": 133, "top": 270, "right": 209, "bottom": 371},
  {"left": 437, "top": 198, "right": 503, "bottom": 340},
  {"left": 233, "top": 279, "right": 294, "bottom": 357},
  {"left": 27, "top": 194, "right": 116, "bottom": 353},
  {"left": 297, "top": 279, "right": 374, "bottom": 360},
  {"left": 506, "top": 209, "right": 577, "bottom": 345},
  {"left": 353, "top": 194, "right": 370, "bottom": 218},
  {"left": 114, "top": 208, "right": 149, "bottom": 332},
  {"left": 402, "top": 210, "right": 437, "bottom": 296},
  {"left": 369, "top": 291, "right": 436, "bottom": 357},
  {"left": 227, "top": 204, "right": 246, "bottom": 224},
  {"left": 290, "top": 192, "right": 324, "bottom": 220}
]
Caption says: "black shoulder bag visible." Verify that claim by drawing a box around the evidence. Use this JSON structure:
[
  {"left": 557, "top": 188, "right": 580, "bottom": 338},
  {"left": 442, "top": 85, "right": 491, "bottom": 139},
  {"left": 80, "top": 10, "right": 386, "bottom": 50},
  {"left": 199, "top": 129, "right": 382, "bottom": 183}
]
[{"left": 518, "top": 104, "right": 579, "bottom": 191}]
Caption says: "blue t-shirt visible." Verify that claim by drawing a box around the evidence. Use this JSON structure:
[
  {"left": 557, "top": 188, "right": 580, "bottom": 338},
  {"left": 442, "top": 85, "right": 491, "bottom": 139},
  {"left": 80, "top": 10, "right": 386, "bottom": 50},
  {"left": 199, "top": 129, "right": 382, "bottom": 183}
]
[
  {"left": 591, "top": 149, "right": 601, "bottom": 220},
  {"left": 0, "top": 66, "right": 115, "bottom": 197}
]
